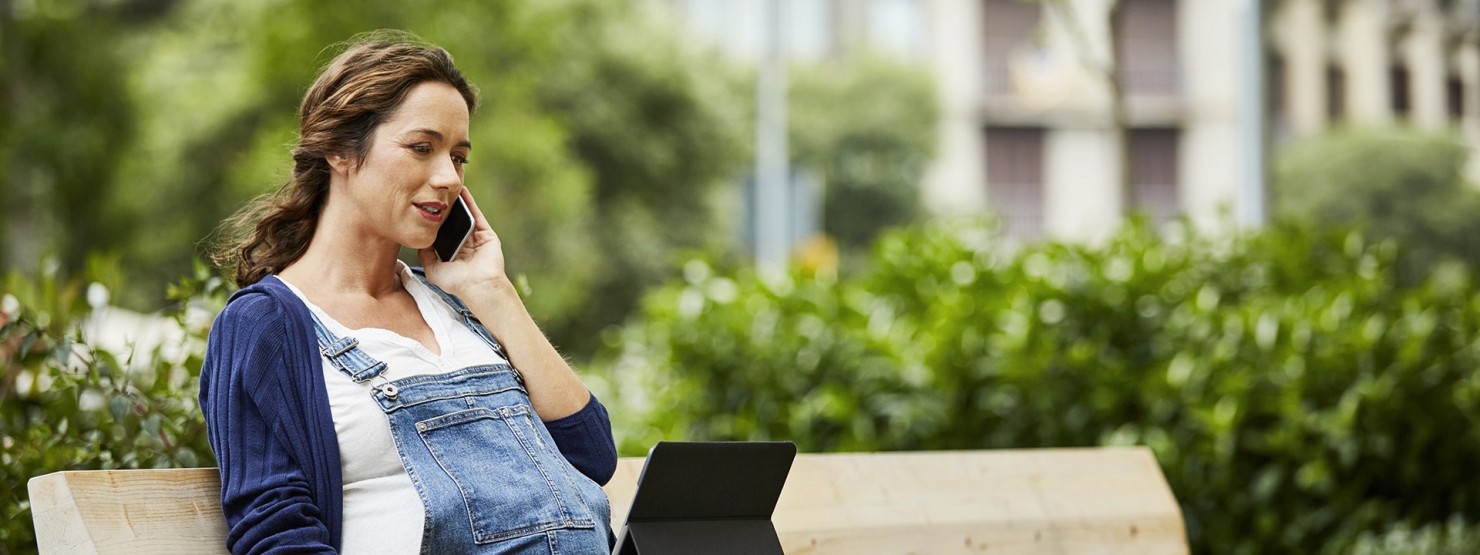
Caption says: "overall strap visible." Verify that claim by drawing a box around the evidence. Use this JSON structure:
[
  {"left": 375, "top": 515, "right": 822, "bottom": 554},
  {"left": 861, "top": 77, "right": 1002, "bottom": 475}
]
[
  {"left": 410, "top": 269, "right": 523, "bottom": 385},
  {"left": 306, "top": 310, "right": 389, "bottom": 384},
  {"left": 409, "top": 269, "right": 509, "bottom": 357}
]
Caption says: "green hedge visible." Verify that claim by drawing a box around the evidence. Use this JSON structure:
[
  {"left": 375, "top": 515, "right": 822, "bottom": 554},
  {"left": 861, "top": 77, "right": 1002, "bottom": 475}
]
[{"left": 596, "top": 218, "right": 1480, "bottom": 554}]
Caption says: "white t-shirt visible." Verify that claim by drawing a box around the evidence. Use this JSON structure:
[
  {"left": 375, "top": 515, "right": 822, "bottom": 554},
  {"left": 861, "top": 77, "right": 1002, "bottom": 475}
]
[{"left": 281, "top": 261, "right": 508, "bottom": 554}]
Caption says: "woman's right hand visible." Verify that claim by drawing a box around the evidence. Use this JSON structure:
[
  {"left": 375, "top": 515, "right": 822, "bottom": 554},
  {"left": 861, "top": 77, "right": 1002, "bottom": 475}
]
[{"left": 418, "top": 187, "right": 514, "bottom": 305}]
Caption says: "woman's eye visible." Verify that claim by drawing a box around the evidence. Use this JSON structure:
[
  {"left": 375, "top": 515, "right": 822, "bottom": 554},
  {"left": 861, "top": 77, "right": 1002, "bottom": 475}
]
[
  {"left": 452, "top": 154, "right": 469, "bottom": 167},
  {"left": 410, "top": 144, "right": 433, "bottom": 154}
]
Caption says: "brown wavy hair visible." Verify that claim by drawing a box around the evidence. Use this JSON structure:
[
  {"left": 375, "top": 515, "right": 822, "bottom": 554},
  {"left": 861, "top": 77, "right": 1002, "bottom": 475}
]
[{"left": 211, "top": 30, "right": 478, "bottom": 286}]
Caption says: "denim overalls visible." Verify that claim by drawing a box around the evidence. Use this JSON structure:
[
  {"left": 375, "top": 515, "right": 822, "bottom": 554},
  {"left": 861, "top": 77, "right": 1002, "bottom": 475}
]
[{"left": 308, "top": 275, "right": 613, "bottom": 554}]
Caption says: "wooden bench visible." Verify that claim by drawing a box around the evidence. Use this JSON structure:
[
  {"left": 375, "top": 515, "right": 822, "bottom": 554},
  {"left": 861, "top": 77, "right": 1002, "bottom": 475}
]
[{"left": 28, "top": 447, "right": 1188, "bottom": 554}]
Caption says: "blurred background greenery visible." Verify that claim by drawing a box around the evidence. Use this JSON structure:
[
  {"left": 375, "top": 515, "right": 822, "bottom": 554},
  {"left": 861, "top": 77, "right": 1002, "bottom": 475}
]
[
  {"left": 4, "top": 0, "right": 1480, "bottom": 553},
  {"left": 0, "top": 0, "right": 936, "bottom": 353}
]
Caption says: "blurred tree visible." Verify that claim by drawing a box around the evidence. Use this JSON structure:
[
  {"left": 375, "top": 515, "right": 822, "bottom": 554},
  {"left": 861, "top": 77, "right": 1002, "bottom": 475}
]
[
  {"left": 1273, "top": 127, "right": 1480, "bottom": 282},
  {"left": 0, "top": 0, "right": 172, "bottom": 280},
  {"left": 532, "top": 2, "right": 750, "bottom": 353},
  {"left": 52, "top": 0, "right": 751, "bottom": 356},
  {"left": 2, "top": 0, "right": 939, "bottom": 359},
  {"left": 789, "top": 58, "right": 937, "bottom": 266},
  {"left": 112, "top": 0, "right": 607, "bottom": 314}
]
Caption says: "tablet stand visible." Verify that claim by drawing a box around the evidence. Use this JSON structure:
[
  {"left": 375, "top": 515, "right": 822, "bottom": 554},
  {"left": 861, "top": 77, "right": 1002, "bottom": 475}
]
[{"left": 613, "top": 441, "right": 796, "bottom": 555}]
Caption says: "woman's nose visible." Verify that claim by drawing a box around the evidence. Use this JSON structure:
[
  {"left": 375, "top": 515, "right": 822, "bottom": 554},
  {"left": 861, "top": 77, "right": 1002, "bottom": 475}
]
[{"left": 431, "top": 157, "right": 461, "bottom": 189}]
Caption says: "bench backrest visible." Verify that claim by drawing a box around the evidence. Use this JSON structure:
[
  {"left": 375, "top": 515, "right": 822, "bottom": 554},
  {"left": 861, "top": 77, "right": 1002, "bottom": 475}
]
[{"left": 29, "top": 447, "right": 1187, "bottom": 554}]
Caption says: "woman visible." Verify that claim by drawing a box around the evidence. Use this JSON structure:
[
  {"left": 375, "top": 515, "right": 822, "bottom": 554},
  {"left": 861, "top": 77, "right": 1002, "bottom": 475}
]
[{"left": 200, "top": 32, "right": 616, "bottom": 555}]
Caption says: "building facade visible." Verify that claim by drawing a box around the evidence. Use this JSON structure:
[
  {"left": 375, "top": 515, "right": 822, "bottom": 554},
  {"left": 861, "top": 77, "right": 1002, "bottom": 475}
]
[
  {"left": 929, "top": 0, "right": 1480, "bottom": 241},
  {"left": 661, "top": 0, "right": 1480, "bottom": 242}
]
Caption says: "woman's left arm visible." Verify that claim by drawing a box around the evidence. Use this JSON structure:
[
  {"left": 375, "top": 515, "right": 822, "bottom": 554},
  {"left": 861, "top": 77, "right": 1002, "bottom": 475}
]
[{"left": 541, "top": 393, "right": 618, "bottom": 485}]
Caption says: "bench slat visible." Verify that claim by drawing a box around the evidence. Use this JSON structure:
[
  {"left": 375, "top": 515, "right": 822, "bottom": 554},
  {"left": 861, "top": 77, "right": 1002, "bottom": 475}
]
[
  {"left": 29, "top": 468, "right": 228, "bottom": 554},
  {"left": 605, "top": 447, "right": 1188, "bottom": 555},
  {"left": 30, "top": 447, "right": 1186, "bottom": 554}
]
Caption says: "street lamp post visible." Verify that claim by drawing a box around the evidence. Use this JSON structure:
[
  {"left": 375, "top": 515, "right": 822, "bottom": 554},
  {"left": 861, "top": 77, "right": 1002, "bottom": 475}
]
[
  {"left": 755, "top": 0, "right": 790, "bottom": 275},
  {"left": 1239, "top": 0, "right": 1267, "bottom": 227}
]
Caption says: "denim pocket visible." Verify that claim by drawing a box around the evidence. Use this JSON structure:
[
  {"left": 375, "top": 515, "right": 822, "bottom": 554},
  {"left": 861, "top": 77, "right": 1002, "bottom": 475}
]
[{"left": 416, "top": 405, "right": 596, "bottom": 544}]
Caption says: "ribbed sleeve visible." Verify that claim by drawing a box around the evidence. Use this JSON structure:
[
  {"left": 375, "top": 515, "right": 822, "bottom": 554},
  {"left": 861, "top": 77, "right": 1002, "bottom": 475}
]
[
  {"left": 543, "top": 393, "right": 619, "bottom": 486},
  {"left": 200, "top": 285, "right": 342, "bottom": 554}
]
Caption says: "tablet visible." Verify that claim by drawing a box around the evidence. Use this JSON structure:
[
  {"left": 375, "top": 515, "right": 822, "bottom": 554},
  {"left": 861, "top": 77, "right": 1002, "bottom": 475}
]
[{"left": 612, "top": 441, "right": 797, "bottom": 555}]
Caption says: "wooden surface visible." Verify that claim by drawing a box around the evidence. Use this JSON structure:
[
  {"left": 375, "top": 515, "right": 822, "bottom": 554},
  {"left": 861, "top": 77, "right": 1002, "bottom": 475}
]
[
  {"left": 604, "top": 447, "right": 1188, "bottom": 555},
  {"left": 30, "top": 448, "right": 1186, "bottom": 554},
  {"left": 28, "top": 468, "right": 227, "bottom": 555}
]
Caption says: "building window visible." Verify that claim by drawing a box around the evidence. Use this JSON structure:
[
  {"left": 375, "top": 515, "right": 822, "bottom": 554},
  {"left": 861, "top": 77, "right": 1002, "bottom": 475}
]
[
  {"left": 1448, "top": 74, "right": 1465, "bottom": 123},
  {"left": 985, "top": 127, "right": 1046, "bottom": 239},
  {"left": 981, "top": 0, "right": 1042, "bottom": 96},
  {"left": 1129, "top": 128, "right": 1180, "bottom": 226},
  {"left": 1390, "top": 64, "right": 1411, "bottom": 119},
  {"left": 1326, "top": 64, "right": 1346, "bottom": 122},
  {"left": 1115, "top": 0, "right": 1180, "bottom": 97}
]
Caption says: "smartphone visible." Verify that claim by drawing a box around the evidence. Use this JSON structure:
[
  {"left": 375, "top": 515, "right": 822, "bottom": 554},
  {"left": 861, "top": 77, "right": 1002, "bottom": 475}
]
[{"left": 433, "top": 196, "right": 474, "bottom": 262}]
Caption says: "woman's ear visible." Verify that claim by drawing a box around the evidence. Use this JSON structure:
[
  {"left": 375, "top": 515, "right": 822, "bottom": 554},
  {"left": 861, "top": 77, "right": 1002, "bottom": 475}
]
[{"left": 326, "top": 152, "right": 353, "bottom": 175}]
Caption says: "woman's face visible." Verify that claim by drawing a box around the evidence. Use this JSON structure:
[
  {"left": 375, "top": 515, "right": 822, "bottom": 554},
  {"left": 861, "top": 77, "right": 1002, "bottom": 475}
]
[{"left": 336, "top": 80, "right": 471, "bottom": 251}]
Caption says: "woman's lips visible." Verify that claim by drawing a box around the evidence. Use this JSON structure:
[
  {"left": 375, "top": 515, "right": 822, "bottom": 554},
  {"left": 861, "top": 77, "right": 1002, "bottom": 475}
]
[{"left": 414, "top": 202, "right": 446, "bottom": 223}]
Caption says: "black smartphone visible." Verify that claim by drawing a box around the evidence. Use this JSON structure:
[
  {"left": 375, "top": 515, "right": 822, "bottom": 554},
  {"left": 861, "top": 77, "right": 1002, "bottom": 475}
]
[{"left": 433, "top": 197, "right": 474, "bottom": 262}]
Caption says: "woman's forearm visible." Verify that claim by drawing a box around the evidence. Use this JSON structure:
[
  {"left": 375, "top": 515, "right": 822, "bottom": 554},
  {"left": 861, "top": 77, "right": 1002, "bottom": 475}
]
[{"left": 459, "top": 276, "right": 591, "bottom": 421}]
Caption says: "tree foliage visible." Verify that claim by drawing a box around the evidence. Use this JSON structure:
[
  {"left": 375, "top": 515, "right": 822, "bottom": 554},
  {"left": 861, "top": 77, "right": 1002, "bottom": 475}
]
[
  {"left": 1, "top": 0, "right": 751, "bottom": 355},
  {"left": 789, "top": 58, "right": 938, "bottom": 255},
  {"left": 1, "top": 0, "right": 938, "bottom": 358},
  {"left": 535, "top": 5, "right": 750, "bottom": 351},
  {"left": 0, "top": 1, "right": 151, "bottom": 278},
  {"left": 1273, "top": 127, "right": 1480, "bottom": 282},
  {"left": 112, "top": 0, "right": 748, "bottom": 348}
]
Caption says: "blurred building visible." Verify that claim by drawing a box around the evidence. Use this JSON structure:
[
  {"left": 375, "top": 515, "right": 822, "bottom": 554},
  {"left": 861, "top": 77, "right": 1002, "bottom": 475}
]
[
  {"left": 1268, "top": 0, "right": 1480, "bottom": 173},
  {"left": 661, "top": 0, "right": 1480, "bottom": 241}
]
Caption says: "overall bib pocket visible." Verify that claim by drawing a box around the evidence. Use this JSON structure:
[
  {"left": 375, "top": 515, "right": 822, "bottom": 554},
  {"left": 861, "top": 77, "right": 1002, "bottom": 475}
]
[{"left": 416, "top": 404, "right": 597, "bottom": 544}]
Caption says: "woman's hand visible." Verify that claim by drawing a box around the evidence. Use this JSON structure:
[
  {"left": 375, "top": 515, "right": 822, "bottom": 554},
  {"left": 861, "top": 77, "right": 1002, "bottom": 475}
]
[
  {"left": 417, "top": 187, "right": 513, "bottom": 302},
  {"left": 417, "top": 187, "right": 592, "bottom": 420}
]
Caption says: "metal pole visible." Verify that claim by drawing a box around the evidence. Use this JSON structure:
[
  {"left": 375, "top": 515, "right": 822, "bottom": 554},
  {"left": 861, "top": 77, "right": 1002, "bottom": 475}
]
[
  {"left": 755, "top": 0, "right": 789, "bottom": 275},
  {"left": 1238, "top": 0, "right": 1267, "bottom": 227}
]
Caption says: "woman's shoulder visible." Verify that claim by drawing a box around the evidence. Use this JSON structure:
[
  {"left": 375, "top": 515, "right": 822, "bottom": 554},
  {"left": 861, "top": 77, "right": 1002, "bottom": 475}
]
[
  {"left": 203, "top": 276, "right": 319, "bottom": 388},
  {"left": 218, "top": 276, "right": 301, "bottom": 322},
  {"left": 209, "top": 276, "right": 313, "bottom": 348}
]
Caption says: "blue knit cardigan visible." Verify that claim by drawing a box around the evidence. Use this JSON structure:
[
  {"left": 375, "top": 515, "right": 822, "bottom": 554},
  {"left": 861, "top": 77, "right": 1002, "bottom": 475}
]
[{"left": 199, "top": 275, "right": 618, "bottom": 554}]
